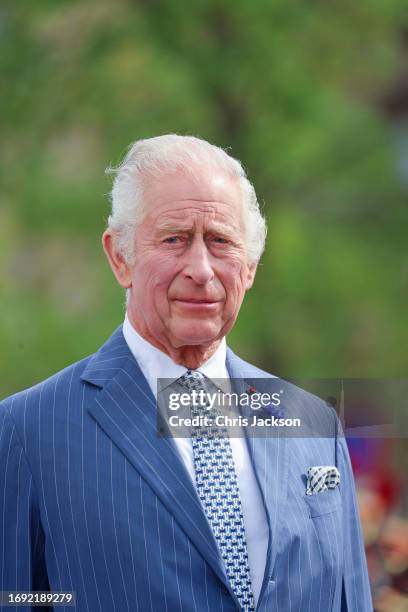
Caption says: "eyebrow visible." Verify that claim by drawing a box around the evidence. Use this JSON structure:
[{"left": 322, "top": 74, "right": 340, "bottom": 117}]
[
  {"left": 155, "top": 220, "right": 237, "bottom": 237},
  {"left": 155, "top": 222, "right": 191, "bottom": 233}
]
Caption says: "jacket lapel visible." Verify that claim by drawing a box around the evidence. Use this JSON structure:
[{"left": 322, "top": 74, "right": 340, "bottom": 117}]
[
  {"left": 226, "top": 348, "right": 289, "bottom": 602},
  {"left": 81, "top": 327, "right": 229, "bottom": 590}
]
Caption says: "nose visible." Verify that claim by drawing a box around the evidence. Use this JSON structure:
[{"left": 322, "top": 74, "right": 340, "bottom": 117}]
[{"left": 183, "top": 237, "right": 214, "bottom": 285}]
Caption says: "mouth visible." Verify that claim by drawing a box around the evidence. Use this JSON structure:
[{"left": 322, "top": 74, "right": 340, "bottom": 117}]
[{"left": 172, "top": 298, "right": 222, "bottom": 310}]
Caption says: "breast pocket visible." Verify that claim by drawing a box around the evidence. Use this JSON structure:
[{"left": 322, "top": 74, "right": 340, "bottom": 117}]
[
  {"left": 303, "top": 485, "right": 344, "bottom": 606},
  {"left": 303, "top": 486, "right": 342, "bottom": 518}
]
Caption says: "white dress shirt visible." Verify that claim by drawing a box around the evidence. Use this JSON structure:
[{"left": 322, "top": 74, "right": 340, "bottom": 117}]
[{"left": 123, "top": 314, "right": 269, "bottom": 604}]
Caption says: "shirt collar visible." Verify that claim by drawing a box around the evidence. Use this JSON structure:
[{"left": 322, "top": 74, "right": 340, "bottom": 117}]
[{"left": 123, "top": 313, "right": 228, "bottom": 397}]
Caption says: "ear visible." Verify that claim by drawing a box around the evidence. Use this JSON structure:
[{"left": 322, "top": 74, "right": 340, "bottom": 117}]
[
  {"left": 102, "top": 229, "right": 132, "bottom": 288},
  {"left": 244, "top": 262, "right": 257, "bottom": 290}
]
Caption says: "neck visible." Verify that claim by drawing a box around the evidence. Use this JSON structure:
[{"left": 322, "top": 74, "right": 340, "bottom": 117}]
[
  {"left": 127, "top": 313, "right": 222, "bottom": 369},
  {"left": 166, "top": 342, "right": 221, "bottom": 369}
]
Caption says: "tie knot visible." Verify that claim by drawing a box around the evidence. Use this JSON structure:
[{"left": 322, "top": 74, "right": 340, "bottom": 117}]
[
  {"left": 178, "top": 370, "right": 206, "bottom": 392},
  {"left": 186, "top": 369, "right": 204, "bottom": 380}
]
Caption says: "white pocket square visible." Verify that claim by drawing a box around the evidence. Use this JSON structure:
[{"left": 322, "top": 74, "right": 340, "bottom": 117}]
[{"left": 306, "top": 466, "right": 340, "bottom": 496}]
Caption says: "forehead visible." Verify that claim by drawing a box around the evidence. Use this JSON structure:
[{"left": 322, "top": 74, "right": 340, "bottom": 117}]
[{"left": 141, "top": 168, "right": 244, "bottom": 227}]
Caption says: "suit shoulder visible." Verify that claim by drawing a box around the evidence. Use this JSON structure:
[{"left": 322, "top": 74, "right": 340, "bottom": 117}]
[
  {"left": 226, "top": 348, "right": 277, "bottom": 379},
  {"left": 0, "top": 354, "right": 94, "bottom": 422},
  {"left": 227, "top": 348, "right": 339, "bottom": 432}
]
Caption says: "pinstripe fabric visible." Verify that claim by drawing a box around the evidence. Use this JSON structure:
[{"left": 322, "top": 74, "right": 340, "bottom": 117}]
[{"left": 0, "top": 326, "right": 372, "bottom": 611}]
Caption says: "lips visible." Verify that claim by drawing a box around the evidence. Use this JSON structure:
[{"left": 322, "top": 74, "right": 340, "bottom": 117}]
[
  {"left": 172, "top": 297, "right": 222, "bottom": 309},
  {"left": 174, "top": 298, "right": 220, "bottom": 303}
]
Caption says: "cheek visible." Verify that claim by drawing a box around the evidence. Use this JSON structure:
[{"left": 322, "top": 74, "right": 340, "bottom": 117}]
[
  {"left": 220, "top": 259, "right": 249, "bottom": 302},
  {"left": 134, "top": 256, "right": 176, "bottom": 302}
]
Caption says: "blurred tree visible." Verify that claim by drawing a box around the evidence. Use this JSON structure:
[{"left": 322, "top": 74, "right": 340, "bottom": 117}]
[{"left": 0, "top": 0, "right": 407, "bottom": 396}]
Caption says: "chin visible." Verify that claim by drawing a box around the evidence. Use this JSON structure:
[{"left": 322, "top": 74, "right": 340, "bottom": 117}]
[{"left": 171, "top": 322, "right": 220, "bottom": 346}]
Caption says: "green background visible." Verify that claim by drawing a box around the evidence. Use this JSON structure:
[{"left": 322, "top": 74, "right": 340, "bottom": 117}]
[{"left": 1, "top": 0, "right": 407, "bottom": 395}]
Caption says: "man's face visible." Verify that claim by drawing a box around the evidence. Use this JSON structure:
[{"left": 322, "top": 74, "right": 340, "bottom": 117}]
[{"left": 105, "top": 167, "right": 257, "bottom": 358}]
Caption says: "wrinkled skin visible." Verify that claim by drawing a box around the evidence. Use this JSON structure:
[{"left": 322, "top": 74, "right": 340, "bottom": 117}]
[{"left": 103, "top": 167, "right": 257, "bottom": 368}]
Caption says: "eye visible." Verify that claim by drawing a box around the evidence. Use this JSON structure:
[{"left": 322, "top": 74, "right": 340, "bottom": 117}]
[
  {"left": 163, "top": 236, "right": 181, "bottom": 244},
  {"left": 211, "top": 236, "right": 229, "bottom": 244}
]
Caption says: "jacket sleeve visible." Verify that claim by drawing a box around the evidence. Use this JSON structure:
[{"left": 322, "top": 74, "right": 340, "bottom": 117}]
[
  {"left": 0, "top": 401, "right": 50, "bottom": 611},
  {"left": 336, "top": 426, "right": 373, "bottom": 611}
]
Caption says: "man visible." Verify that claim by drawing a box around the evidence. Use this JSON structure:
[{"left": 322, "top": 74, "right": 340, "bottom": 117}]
[{"left": 0, "top": 135, "right": 372, "bottom": 611}]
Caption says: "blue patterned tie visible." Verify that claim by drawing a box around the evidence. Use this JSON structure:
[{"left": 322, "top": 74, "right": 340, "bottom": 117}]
[{"left": 178, "top": 370, "right": 255, "bottom": 612}]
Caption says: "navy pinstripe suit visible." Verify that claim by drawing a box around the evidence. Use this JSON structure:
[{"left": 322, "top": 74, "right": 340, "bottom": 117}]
[{"left": 0, "top": 326, "right": 372, "bottom": 611}]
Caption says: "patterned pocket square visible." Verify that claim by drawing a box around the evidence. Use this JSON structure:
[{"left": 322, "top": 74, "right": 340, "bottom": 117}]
[{"left": 306, "top": 466, "right": 340, "bottom": 496}]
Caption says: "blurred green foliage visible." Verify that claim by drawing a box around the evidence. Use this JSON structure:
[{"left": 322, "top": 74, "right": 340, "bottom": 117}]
[{"left": 1, "top": 0, "right": 407, "bottom": 395}]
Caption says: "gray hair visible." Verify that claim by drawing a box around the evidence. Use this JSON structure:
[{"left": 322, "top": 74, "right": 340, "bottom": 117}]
[{"left": 106, "top": 134, "right": 267, "bottom": 265}]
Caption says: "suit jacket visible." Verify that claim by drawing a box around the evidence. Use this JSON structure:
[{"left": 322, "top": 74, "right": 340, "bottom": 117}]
[{"left": 0, "top": 326, "right": 372, "bottom": 611}]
